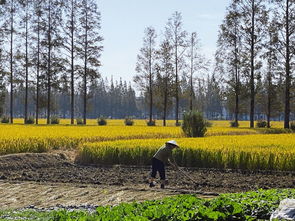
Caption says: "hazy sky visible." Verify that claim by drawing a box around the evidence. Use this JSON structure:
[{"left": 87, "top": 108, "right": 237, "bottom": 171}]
[{"left": 99, "top": 0, "right": 231, "bottom": 84}]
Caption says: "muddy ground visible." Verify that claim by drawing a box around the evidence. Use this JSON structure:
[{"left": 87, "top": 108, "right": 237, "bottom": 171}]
[{"left": 1, "top": 151, "right": 295, "bottom": 209}]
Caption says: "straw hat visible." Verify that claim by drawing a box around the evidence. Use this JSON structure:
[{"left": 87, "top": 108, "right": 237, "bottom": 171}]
[{"left": 166, "top": 140, "right": 179, "bottom": 148}]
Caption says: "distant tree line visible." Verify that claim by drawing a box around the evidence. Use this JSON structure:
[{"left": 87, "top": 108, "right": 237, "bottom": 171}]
[
  {"left": 2, "top": 77, "right": 139, "bottom": 119},
  {"left": 216, "top": 0, "right": 295, "bottom": 128},
  {"left": 0, "top": 0, "right": 103, "bottom": 124},
  {"left": 134, "top": 12, "right": 212, "bottom": 126},
  {"left": 136, "top": 4, "right": 294, "bottom": 128}
]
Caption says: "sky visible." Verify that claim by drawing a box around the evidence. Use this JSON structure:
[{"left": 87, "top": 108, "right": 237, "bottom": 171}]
[{"left": 99, "top": 0, "right": 231, "bottom": 84}]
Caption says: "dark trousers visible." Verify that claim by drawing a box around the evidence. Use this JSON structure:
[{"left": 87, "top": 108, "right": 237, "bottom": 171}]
[{"left": 151, "top": 157, "right": 165, "bottom": 180}]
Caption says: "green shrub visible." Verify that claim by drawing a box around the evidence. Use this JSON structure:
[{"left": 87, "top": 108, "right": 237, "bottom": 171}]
[
  {"left": 147, "top": 120, "right": 156, "bottom": 126},
  {"left": 50, "top": 116, "right": 60, "bottom": 124},
  {"left": 97, "top": 116, "right": 107, "bottom": 126},
  {"left": 291, "top": 121, "right": 295, "bottom": 131},
  {"left": 124, "top": 117, "right": 134, "bottom": 126},
  {"left": 256, "top": 120, "right": 267, "bottom": 128},
  {"left": 25, "top": 116, "right": 35, "bottom": 124},
  {"left": 230, "top": 121, "right": 239, "bottom": 127},
  {"left": 0, "top": 115, "right": 9, "bottom": 123},
  {"left": 76, "top": 118, "right": 83, "bottom": 125},
  {"left": 182, "top": 111, "right": 207, "bottom": 137}
]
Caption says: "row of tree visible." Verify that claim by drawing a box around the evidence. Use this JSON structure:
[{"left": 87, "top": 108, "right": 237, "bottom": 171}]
[
  {"left": 0, "top": 0, "right": 103, "bottom": 124},
  {"left": 1, "top": 77, "right": 139, "bottom": 119},
  {"left": 216, "top": 0, "right": 294, "bottom": 128},
  {"left": 134, "top": 12, "right": 209, "bottom": 126},
  {"left": 135, "top": 1, "right": 294, "bottom": 128},
  {"left": 0, "top": 1, "right": 294, "bottom": 126}
]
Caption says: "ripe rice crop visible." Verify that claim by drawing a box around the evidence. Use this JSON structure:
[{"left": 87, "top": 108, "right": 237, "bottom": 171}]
[
  {"left": 0, "top": 125, "right": 182, "bottom": 155},
  {"left": 0, "top": 121, "right": 289, "bottom": 156},
  {"left": 79, "top": 134, "right": 295, "bottom": 171}
]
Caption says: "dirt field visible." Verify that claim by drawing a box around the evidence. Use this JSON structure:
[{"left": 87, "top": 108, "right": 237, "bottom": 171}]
[{"left": 1, "top": 151, "right": 295, "bottom": 209}]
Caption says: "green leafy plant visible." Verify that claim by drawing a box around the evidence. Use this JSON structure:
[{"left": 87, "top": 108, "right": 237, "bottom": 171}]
[
  {"left": 146, "top": 120, "right": 156, "bottom": 126},
  {"left": 50, "top": 116, "right": 60, "bottom": 125},
  {"left": 76, "top": 118, "right": 83, "bottom": 125},
  {"left": 4, "top": 189, "right": 295, "bottom": 220},
  {"left": 290, "top": 121, "right": 295, "bottom": 131},
  {"left": 97, "top": 116, "right": 107, "bottom": 126},
  {"left": 25, "top": 116, "right": 35, "bottom": 124},
  {"left": 182, "top": 111, "right": 207, "bottom": 137},
  {"left": 230, "top": 121, "right": 239, "bottom": 128},
  {"left": 0, "top": 115, "right": 9, "bottom": 124},
  {"left": 256, "top": 120, "right": 267, "bottom": 128},
  {"left": 124, "top": 117, "right": 134, "bottom": 126}
]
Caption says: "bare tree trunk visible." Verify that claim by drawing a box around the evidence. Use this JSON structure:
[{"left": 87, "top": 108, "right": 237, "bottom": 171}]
[
  {"left": 148, "top": 39, "right": 153, "bottom": 123},
  {"left": 36, "top": 1, "right": 40, "bottom": 125},
  {"left": 175, "top": 35, "right": 179, "bottom": 125},
  {"left": 189, "top": 33, "right": 194, "bottom": 111},
  {"left": 83, "top": 5, "right": 88, "bottom": 125},
  {"left": 70, "top": 0, "right": 75, "bottom": 125},
  {"left": 267, "top": 79, "right": 271, "bottom": 128},
  {"left": 47, "top": 0, "right": 51, "bottom": 125},
  {"left": 284, "top": 0, "right": 291, "bottom": 129},
  {"left": 267, "top": 49, "right": 272, "bottom": 129},
  {"left": 36, "top": 14, "right": 40, "bottom": 125},
  {"left": 234, "top": 33, "right": 239, "bottom": 126},
  {"left": 250, "top": 0, "right": 255, "bottom": 128},
  {"left": 163, "top": 74, "right": 168, "bottom": 126},
  {"left": 10, "top": 0, "right": 14, "bottom": 124},
  {"left": 24, "top": 0, "right": 28, "bottom": 124}
]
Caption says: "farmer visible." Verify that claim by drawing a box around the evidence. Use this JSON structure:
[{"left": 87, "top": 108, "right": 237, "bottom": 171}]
[{"left": 149, "top": 140, "right": 179, "bottom": 189}]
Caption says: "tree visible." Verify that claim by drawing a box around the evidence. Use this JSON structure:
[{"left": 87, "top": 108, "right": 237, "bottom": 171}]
[
  {"left": 272, "top": 0, "right": 295, "bottom": 128},
  {"left": 217, "top": 1, "right": 243, "bottom": 125},
  {"left": 134, "top": 27, "right": 157, "bottom": 124},
  {"left": 205, "top": 74, "right": 223, "bottom": 119},
  {"left": 186, "top": 32, "right": 208, "bottom": 111},
  {"left": 165, "top": 11, "right": 188, "bottom": 125},
  {"left": 236, "top": 0, "right": 268, "bottom": 128},
  {"left": 77, "top": 0, "right": 103, "bottom": 124},
  {"left": 63, "top": 0, "right": 78, "bottom": 124},
  {"left": 154, "top": 40, "right": 174, "bottom": 126},
  {"left": 0, "top": 3, "right": 6, "bottom": 116},
  {"left": 6, "top": 0, "right": 16, "bottom": 123},
  {"left": 18, "top": 0, "right": 32, "bottom": 123},
  {"left": 31, "top": 0, "right": 44, "bottom": 124},
  {"left": 262, "top": 18, "right": 280, "bottom": 127},
  {"left": 43, "top": 0, "right": 65, "bottom": 124}
]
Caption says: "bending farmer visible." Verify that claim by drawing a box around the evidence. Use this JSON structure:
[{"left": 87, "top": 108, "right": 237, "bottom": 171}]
[{"left": 149, "top": 140, "right": 179, "bottom": 189}]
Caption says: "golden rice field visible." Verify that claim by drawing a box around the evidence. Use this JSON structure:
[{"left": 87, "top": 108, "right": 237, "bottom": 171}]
[
  {"left": 0, "top": 124, "right": 259, "bottom": 155},
  {"left": 0, "top": 119, "right": 269, "bottom": 155},
  {"left": 0, "top": 119, "right": 293, "bottom": 171},
  {"left": 0, "top": 124, "right": 182, "bottom": 154},
  {"left": 79, "top": 134, "right": 295, "bottom": 171}
]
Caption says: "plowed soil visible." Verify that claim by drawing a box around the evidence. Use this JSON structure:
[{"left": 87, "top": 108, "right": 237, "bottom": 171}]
[{"left": 1, "top": 151, "right": 295, "bottom": 209}]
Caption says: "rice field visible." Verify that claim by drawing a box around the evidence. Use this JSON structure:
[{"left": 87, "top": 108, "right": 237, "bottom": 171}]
[
  {"left": 79, "top": 134, "right": 295, "bottom": 171},
  {"left": 0, "top": 119, "right": 293, "bottom": 171},
  {"left": 0, "top": 119, "right": 266, "bottom": 155}
]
